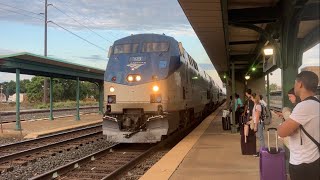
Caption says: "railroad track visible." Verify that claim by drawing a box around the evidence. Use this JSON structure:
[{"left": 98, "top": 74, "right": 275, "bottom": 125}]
[
  {"left": 270, "top": 106, "right": 282, "bottom": 112},
  {"left": 0, "top": 124, "right": 103, "bottom": 173},
  {"left": 30, "top": 104, "right": 223, "bottom": 180},
  {"left": 0, "top": 106, "right": 99, "bottom": 123},
  {"left": 30, "top": 143, "right": 153, "bottom": 180}
]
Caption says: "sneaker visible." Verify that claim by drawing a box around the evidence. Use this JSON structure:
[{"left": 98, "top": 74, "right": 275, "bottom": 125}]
[{"left": 253, "top": 153, "right": 260, "bottom": 157}]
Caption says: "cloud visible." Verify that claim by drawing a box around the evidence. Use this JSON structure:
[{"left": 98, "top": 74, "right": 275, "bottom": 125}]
[
  {"left": 0, "top": 72, "right": 33, "bottom": 83},
  {"left": 0, "top": 0, "right": 191, "bottom": 33},
  {"left": 75, "top": 54, "right": 107, "bottom": 61},
  {"left": 199, "top": 63, "right": 216, "bottom": 71},
  {"left": 302, "top": 44, "right": 319, "bottom": 66},
  {"left": 0, "top": 48, "right": 19, "bottom": 55}
]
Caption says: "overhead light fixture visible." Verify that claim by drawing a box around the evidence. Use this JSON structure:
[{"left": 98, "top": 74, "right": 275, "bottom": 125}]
[
  {"left": 251, "top": 67, "right": 256, "bottom": 71},
  {"left": 263, "top": 47, "right": 274, "bottom": 56},
  {"left": 245, "top": 75, "right": 250, "bottom": 80}
]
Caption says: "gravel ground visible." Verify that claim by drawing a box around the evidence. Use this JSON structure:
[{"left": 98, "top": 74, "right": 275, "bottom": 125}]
[
  {"left": 0, "top": 107, "right": 99, "bottom": 123},
  {"left": 0, "top": 136, "right": 24, "bottom": 146},
  {"left": 0, "top": 138, "right": 115, "bottom": 180},
  {"left": 120, "top": 150, "right": 169, "bottom": 180}
]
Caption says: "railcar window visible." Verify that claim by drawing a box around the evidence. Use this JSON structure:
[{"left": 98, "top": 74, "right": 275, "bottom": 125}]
[
  {"left": 113, "top": 44, "right": 139, "bottom": 54},
  {"left": 142, "top": 42, "right": 169, "bottom": 52}
]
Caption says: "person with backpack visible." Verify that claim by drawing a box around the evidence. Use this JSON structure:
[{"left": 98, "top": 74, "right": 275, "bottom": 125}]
[
  {"left": 277, "top": 71, "right": 320, "bottom": 180},
  {"left": 259, "top": 94, "right": 272, "bottom": 125}
]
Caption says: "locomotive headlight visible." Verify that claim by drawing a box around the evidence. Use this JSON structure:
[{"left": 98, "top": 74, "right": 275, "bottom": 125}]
[
  {"left": 136, "top": 75, "right": 141, "bottom": 81},
  {"left": 127, "top": 75, "right": 134, "bottom": 82},
  {"left": 109, "top": 86, "right": 115, "bottom": 92},
  {"left": 152, "top": 85, "right": 159, "bottom": 92}
]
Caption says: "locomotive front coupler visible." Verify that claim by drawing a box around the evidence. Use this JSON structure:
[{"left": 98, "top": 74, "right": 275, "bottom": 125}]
[
  {"left": 102, "top": 115, "right": 118, "bottom": 122},
  {"left": 123, "top": 114, "right": 167, "bottom": 139}
]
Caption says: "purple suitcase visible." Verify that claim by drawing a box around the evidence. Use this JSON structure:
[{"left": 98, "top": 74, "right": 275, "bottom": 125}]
[{"left": 260, "top": 128, "right": 286, "bottom": 180}]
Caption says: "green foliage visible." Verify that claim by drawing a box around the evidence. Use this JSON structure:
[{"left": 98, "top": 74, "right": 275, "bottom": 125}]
[
  {"left": 269, "top": 83, "right": 279, "bottom": 92},
  {"left": 1, "top": 76, "right": 100, "bottom": 103},
  {"left": 26, "top": 76, "right": 44, "bottom": 102},
  {"left": 20, "top": 79, "right": 30, "bottom": 93}
]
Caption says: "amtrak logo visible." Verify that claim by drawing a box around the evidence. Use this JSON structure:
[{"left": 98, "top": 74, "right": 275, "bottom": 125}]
[
  {"left": 127, "top": 62, "right": 146, "bottom": 70},
  {"left": 127, "top": 56, "right": 146, "bottom": 70}
]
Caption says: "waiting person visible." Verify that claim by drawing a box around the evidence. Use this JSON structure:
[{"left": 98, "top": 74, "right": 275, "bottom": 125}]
[
  {"left": 228, "top": 95, "right": 233, "bottom": 112},
  {"left": 242, "top": 89, "right": 254, "bottom": 120},
  {"left": 278, "top": 71, "right": 320, "bottom": 180},
  {"left": 259, "top": 95, "right": 267, "bottom": 107},
  {"left": 274, "top": 88, "right": 301, "bottom": 119},
  {"left": 287, "top": 88, "right": 301, "bottom": 105},
  {"left": 234, "top": 93, "right": 243, "bottom": 125},
  {"left": 252, "top": 94, "right": 264, "bottom": 157}
]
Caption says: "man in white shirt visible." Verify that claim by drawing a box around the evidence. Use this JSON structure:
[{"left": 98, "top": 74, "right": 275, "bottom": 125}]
[{"left": 278, "top": 71, "right": 320, "bottom": 180}]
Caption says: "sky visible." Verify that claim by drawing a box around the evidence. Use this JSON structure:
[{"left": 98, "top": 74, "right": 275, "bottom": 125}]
[
  {"left": 268, "top": 44, "right": 320, "bottom": 86},
  {"left": 0, "top": 0, "right": 223, "bottom": 89},
  {"left": 0, "top": 0, "right": 318, "bottom": 91}
]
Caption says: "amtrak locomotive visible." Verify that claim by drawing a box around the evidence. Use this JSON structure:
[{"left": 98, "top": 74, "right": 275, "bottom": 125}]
[{"left": 103, "top": 34, "right": 225, "bottom": 143}]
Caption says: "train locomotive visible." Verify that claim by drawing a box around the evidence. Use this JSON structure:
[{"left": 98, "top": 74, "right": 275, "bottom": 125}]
[{"left": 103, "top": 34, "right": 225, "bottom": 143}]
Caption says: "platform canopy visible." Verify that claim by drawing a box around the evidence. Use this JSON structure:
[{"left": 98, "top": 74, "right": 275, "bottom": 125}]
[
  {"left": 0, "top": 52, "right": 105, "bottom": 82},
  {"left": 178, "top": 0, "right": 320, "bottom": 81}
]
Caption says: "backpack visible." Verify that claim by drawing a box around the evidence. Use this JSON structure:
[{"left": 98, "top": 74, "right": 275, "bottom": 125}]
[{"left": 260, "top": 104, "right": 272, "bottom": 125}]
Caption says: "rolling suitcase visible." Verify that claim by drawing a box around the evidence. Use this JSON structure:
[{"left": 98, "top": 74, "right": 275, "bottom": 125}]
[
  {"left": 259, "top": 128, "right": 286, "bottom": 180},
  {"left": 222, "top": 116, "right": 231, "bottom": 130},
  {"left": 240, "top": 129, "right": 256, "bottom": 155}
]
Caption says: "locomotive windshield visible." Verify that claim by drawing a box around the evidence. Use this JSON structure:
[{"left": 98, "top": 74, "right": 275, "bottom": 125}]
[
  {"left": 105, "top": 35, "right": 181, "bottom": 85},
  {"left": 142, "top": 42, "right": 169, "bottom": 52},
  {"left": 113, "top": 43, "right": 139, "bottom": 54}
]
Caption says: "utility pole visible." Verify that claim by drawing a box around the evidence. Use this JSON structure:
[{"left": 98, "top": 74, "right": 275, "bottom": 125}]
[
  {"left": 43, "top": 0, "right": 49, "bottom": 103},
  {"left": 0, "top": 85, "right": 3, "bottom": 103}
]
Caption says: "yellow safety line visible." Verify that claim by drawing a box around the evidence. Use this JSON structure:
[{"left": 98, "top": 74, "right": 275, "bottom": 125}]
[{"left": 140, "top": 105, "right": 224, "bottom": 180}]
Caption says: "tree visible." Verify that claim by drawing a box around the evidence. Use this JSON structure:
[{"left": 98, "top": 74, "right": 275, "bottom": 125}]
[
  {"left": 269, "top": 83, "right": 279, "bottom": 92},
  {"left": 26, "top": 76, "right": 44, "bottom": 102},
  {"left": 20, "top": 79, "right": 30, "bottom": 93},
  {"left": 2, "top": 80, "right": 16, "bottom": 101}
]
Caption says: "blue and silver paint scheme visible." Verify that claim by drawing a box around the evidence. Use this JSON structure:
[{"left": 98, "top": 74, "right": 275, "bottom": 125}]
[{"left": 103, "top": 34, "right": 224, "bottom": 143}]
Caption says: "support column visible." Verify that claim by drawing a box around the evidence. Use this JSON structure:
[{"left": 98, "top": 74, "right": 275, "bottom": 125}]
[
  {"left": 231, "top": 63, "right": 237, "bottom": 133},
  {"left": 49, "top": 77, "right": 54, "bottom": 120},
  {"left": 98, "top": 82, "right": 104, "bottom": 114},
  {"left": 267, "top": 73, "right": 270, "bottom": 110},
  {"left": 75, "top": 77, "right": 80, "bottom": 120},
  {"left": 15, "top": 68, "right": 21, "bottom": 130},
  {"left": 281, "top": 65, "right": 298, "bottom": 108},
  {"left": 279, "top": 0, "right": 304, "bottom": 108}
]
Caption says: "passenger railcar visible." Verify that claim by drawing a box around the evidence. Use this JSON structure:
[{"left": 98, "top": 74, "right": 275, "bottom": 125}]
[
  {"left": 103, "top": 34, "right": 224, "bottom": 143},
  {"left": 269, "top": 85, "right": 320, "bottom": 109}
]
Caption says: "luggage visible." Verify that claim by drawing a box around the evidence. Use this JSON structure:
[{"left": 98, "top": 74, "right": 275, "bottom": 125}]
[
  {"left": 222, "top": 116, "right": 231, "bottom": 130},
  {"left": 259, "top": 128, "right": 286, "bottom": 180},
  {"left": 222, "top": 110, "right": 230, "bottom": 118},
  {"left": 240, "top": 129, "right": 256, "bottom": 155}
]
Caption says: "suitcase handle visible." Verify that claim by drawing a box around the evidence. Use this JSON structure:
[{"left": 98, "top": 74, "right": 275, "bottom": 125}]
[
  {"left": 267, "top": 128, "right": 278, "bottom": 152},
  {"left": 267, "top": 128, "right": 277, "bottom": 131}
]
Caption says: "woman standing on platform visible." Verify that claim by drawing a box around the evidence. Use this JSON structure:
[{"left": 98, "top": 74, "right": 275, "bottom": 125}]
[
  {"left": 274, "top": 88, "right": 301, "bottom": 120},
  {"left": 234, "top": 93, "right": 243, "bottom": 125},
  {"left": 252, "top": 94, "right": 264, "bottom": 157}
]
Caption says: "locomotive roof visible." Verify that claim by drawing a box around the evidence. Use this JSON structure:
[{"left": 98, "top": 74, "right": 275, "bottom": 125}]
[{"left": 114, "top": 34, "right": 177, "bottom": 44}]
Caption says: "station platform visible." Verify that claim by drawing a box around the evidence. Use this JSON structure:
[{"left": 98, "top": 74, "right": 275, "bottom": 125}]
[
  {"left": 141, "top": 105, "right": 285, "bottom": 180},
  {"left": 0, "top": 113, "right": 102, "bottom": 139}
]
